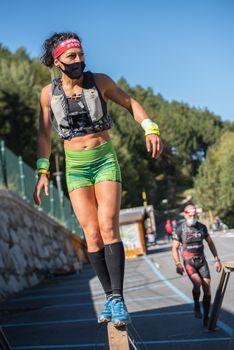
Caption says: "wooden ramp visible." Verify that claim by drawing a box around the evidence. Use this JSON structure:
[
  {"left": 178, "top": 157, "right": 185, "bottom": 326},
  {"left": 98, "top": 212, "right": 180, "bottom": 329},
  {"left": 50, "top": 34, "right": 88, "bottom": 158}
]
[
  {"left": 208, "top": 261, "right": 234, "bottom": 331},
  {"left": 107, "top": 323, "right": 130, "bottom": 350}
]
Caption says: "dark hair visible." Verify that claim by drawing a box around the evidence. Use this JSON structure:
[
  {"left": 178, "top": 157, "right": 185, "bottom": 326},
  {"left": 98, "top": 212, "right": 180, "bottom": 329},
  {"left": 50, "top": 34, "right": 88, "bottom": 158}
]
[{"left": 40, "top": 32, "right": 81, "bottom": 68}]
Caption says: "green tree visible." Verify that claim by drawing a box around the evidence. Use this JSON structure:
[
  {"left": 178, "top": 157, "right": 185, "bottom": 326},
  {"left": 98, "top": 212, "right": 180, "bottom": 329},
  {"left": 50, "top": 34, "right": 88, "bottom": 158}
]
[{"left": 194, "top": 131, "right": 234, "bottom": 226}]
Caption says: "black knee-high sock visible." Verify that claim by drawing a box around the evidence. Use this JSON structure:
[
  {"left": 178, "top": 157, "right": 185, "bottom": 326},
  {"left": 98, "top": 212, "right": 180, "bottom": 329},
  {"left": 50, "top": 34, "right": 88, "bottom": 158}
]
[
  {"left": 104, "top": 241, "right": 125, "bottom": 298},
  {"left": 192, "top": 288, "right": 201, "bottom": 310},
  {"left": 87, "top": 248, "right": 112, "bottom": 297},
  {"left": 203, "top": 294, "right": 211, "bottom": 319}
]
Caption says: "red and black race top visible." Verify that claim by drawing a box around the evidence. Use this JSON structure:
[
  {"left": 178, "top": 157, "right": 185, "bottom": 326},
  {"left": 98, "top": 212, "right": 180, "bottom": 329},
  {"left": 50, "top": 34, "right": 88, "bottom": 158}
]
[{"left": 172, "top": 221, "right": 209, "bottom": 260}]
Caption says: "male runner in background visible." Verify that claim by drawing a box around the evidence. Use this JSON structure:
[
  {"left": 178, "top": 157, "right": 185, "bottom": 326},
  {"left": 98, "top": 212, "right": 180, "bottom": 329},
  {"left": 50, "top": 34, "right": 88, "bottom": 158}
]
[{"left": 172, "top": 204, "right": 222, "bottom": 326}]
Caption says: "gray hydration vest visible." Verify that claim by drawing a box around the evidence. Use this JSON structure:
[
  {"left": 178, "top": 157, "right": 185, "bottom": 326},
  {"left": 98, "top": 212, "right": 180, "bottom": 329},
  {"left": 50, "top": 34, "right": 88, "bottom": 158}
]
[{"left": 50, "top": 71, "right": 112, "bottom": 139}]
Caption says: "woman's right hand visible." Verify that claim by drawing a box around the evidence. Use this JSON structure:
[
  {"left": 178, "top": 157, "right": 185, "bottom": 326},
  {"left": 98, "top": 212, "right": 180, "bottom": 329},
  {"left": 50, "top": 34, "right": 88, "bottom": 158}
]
[{"left": 33, "top": 174, "right": 49, "bottom": 205}]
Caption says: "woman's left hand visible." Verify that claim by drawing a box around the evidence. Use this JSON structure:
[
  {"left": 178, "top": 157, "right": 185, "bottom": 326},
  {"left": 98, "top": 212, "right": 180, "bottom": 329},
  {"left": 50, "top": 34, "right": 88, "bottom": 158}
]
[{"left": 145, "top": 134, "right": 163, "bottom": 159}]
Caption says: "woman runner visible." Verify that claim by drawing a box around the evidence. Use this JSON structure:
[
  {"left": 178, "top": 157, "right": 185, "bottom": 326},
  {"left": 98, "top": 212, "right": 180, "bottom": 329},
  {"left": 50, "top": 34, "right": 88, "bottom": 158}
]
[{"left": 33, "top": 32, "right": 163, "bottom": 327}]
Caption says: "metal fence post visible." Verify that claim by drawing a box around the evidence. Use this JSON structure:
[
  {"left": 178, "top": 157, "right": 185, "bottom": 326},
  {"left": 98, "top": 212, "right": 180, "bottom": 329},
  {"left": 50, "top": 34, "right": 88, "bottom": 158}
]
[
  {"left": 59, "top": 190, "right": 65, "bottom": 223},
  {"left": 18, "top": 156, "right": 26, "bottom": 199},
  {"left": 0, "top": 140, "right": 8, "bottom": 188},
  {"left": 49, "top": 181, "right": 54, "bottom": 216},
  {"left": 53, "top": 154, "right": 65, "bottom": 222}
]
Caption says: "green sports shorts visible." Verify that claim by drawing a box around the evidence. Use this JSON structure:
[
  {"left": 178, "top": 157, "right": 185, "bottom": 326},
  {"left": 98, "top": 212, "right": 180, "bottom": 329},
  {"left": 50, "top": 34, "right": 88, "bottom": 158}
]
[{"left": 65, "top": 140, "right": 122, "bottom": 192}]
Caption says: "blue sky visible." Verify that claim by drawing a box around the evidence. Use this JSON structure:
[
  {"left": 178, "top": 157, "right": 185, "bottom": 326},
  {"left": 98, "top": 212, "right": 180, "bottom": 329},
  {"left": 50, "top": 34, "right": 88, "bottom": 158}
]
[{"left": 0, "top": 0, "right": 233, "bottom": 121}]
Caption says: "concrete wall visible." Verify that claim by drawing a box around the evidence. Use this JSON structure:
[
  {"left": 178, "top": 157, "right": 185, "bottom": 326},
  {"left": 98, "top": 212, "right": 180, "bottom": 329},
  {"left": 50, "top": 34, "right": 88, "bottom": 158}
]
[{"left": 0, "top": 189, "right": 84, "bottom": 299}]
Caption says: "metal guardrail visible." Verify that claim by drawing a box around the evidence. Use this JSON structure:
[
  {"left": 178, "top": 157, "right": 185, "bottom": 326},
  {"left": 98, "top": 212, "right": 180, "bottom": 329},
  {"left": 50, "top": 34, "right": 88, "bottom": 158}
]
[{"left": 0, "top": 140, "right": 84, "bottom": 238}]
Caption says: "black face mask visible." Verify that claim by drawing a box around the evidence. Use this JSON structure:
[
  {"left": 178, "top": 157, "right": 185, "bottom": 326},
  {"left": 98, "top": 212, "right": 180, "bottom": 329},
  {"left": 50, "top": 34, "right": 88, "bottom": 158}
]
[{"left": 59, "top": 61, "right": 86, "bottom": 79}]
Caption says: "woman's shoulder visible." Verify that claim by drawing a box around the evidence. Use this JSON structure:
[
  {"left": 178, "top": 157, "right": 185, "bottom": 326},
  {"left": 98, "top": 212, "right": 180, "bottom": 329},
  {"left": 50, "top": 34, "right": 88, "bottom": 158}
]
[
  {"left": 41, "top": 83, "right": 52, "bottom": 95},
  {"left": 92, "top": 72, "right": 112, "bottom": 82},
  {"left": 40, "top": 83, "right": 52, "bottom": 105},
  {"left": 91, "top": 72, "right": 115, "bottom": 91}
]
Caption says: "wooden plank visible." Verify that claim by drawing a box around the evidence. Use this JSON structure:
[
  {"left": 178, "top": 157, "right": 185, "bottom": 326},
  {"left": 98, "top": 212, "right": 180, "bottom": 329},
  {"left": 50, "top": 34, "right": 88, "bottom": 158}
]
[
  {"left": 107, "top": 322, "right": 129, "bottom": 350},
  {"left": 223, "top": 261, "right": 234, "bottom": 270}
]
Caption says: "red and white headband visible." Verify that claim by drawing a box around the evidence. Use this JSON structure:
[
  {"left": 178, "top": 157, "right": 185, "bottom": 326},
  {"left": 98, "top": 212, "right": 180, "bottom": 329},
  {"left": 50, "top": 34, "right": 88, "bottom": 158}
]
[
  {"left": 184, "top": 208, "right": 196, "bottom": 215},
  {"left": 53, "top": 38, "right": 82, "bottom": 59}
]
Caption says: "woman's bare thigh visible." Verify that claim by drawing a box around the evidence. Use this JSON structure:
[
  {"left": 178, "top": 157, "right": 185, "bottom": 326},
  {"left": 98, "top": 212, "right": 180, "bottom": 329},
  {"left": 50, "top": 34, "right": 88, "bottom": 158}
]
[
  {"left": 69, "top": 186, "right": 103, "bottom": 251},
  {"left": 94, "top": 181, "right": 122, "bottom": 244}
]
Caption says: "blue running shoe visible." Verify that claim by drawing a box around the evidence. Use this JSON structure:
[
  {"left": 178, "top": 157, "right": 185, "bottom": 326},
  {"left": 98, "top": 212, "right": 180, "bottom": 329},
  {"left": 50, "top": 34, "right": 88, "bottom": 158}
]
[
  {"left": 97, "top": 297, "right": 112, "bottom": 323},
  {"left": 111, "top": 297, "right": 131, "bottom": 327}
]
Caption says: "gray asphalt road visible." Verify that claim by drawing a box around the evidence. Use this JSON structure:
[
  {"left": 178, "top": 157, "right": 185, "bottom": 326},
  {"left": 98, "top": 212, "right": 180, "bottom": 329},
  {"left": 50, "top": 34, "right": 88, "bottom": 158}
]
[{"left": 1, "top": 230, "right": 234, "bottom": 350}]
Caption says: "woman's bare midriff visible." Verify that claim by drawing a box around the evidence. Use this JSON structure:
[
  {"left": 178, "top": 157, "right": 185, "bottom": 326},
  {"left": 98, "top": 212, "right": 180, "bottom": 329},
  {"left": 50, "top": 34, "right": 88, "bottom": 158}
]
[{"left": 63, "top": 130, "right": 111, "bottom": 151}]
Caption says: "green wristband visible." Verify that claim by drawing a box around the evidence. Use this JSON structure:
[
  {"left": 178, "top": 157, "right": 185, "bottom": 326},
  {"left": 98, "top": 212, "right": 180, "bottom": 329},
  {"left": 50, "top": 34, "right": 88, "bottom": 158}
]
[{"left": 36, "top": 158, "right": 50, "bottom": 171}]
